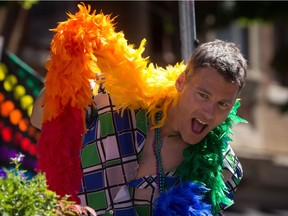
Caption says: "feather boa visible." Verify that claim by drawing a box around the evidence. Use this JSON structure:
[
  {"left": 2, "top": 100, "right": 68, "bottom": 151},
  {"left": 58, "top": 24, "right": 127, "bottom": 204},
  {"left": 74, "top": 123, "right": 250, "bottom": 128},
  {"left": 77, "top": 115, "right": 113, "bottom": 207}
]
[
  {"left": 36, "top": 3, "right": 184, "bottom": 202},
  {"left": 175, "top": 100, "right": 247, "bottom": 214},
  {"left": 153, "top": 182, "right": 212, "bottom": 216},
  {"left": 36, "top": 106, "right": 83, "bottom": 202},
  {"left": 36, "top": 3, "right": 246, "bottom": 212}
]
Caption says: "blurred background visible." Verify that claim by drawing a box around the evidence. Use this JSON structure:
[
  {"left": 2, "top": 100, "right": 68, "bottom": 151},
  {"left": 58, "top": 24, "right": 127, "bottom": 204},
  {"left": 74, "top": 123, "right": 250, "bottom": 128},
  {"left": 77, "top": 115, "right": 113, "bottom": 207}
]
[{"left": 0, "top": 1, "right": 288, "bottom": 215}]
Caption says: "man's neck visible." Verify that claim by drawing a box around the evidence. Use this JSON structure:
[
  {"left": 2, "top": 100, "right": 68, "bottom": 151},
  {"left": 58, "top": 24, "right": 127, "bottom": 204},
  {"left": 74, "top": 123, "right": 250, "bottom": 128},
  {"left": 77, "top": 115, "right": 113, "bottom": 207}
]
[{"left": 160, "top": 105, "right": 179, "bottom": 138}]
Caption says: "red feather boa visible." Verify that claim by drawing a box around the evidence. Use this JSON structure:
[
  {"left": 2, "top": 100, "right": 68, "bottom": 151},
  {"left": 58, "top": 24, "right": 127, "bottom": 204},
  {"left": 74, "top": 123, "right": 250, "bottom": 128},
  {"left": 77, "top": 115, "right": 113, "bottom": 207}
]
[{"left": 36, "top": 106, "right": 84, "bottom": 203}]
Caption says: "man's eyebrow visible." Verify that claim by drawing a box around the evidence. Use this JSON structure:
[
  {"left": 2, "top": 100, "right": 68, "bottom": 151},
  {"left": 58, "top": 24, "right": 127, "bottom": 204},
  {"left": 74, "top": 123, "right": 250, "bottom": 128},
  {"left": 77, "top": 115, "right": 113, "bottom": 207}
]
[{"left": 197, "top": 87, "right": 212, "bottom": 96}]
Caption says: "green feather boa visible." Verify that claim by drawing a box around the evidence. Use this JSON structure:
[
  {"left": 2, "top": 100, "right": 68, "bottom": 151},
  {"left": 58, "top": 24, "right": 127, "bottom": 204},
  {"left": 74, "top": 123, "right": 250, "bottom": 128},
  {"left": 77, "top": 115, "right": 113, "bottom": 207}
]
[{"left": 175, "top": 100, "right": 247, "bottom": 214}]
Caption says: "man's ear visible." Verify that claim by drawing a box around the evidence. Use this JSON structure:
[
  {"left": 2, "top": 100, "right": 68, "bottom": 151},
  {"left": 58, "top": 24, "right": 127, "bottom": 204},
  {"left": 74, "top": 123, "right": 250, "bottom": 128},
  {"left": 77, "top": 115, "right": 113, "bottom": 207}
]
[{"left": 175, "top": 72, "right": 185, "bottom": 92}]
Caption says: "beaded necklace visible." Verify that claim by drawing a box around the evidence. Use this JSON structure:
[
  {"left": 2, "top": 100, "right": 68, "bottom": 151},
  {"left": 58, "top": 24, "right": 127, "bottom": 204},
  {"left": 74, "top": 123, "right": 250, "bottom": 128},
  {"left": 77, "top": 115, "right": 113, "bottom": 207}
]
[
  {"left": 153, "top": 112, "right": 181, "bottom": 194},
  {"left": 153, "top": 126, "right": 165, "bottom": 194},
  {"left": 153, "top": 112, "right": 165, "bottom": 194}
]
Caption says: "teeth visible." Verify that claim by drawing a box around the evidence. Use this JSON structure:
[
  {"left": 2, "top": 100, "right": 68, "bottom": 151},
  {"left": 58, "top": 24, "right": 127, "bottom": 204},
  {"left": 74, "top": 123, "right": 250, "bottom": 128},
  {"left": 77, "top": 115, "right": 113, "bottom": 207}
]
[{"left": 196, "top": 118, "right": 207, "bottom": 125}]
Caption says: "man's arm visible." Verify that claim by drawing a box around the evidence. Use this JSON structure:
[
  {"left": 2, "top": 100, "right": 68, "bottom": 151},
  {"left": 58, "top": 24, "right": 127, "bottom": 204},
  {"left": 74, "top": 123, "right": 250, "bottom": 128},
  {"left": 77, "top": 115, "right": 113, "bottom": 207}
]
[{"left": 30, "top": 87, "right": 45, "bottom": 129}]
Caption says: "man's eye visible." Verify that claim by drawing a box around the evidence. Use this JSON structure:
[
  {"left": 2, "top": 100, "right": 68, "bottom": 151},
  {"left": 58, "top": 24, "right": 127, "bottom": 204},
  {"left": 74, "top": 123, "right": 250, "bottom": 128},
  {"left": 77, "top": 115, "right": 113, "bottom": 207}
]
[
  {"left": 218, "top": 102, "right": 229, "bottom": 109},
  {"left": 199, "top": 92, "right": 209, "bottom": 99}
]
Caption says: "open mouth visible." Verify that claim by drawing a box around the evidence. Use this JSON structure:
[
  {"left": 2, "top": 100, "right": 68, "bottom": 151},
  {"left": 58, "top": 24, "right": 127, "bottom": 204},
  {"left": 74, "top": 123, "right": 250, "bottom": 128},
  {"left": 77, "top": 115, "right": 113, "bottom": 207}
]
[{"left": 191, "top": 118, "right": 208, "bottom": 134}]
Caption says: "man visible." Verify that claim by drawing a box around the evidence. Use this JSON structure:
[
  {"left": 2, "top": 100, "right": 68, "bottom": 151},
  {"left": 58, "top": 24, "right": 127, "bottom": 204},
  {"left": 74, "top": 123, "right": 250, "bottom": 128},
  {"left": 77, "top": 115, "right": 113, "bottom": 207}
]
[{"left": 31, "top": 4, "right": 247, "bottom": 216}]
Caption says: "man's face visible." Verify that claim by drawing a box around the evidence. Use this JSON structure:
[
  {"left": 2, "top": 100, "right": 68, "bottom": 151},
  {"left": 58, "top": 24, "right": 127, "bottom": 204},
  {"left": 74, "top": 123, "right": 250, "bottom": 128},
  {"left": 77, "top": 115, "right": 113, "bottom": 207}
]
[{"left": 174, "top": 67, "right": 240, "bottom": 144}]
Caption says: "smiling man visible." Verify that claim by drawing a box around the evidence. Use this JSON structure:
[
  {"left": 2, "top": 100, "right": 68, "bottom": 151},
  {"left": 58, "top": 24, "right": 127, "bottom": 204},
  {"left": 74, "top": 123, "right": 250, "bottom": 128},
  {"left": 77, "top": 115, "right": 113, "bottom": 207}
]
[
  {"left": 30, "top": 5, "right": 247, "bottom": 216},
  {"left": 134, "top": 40, "right": 247, "bottom": 215},
  {"left": 169, "top": 40, "right": 246, "bottom": 145}
]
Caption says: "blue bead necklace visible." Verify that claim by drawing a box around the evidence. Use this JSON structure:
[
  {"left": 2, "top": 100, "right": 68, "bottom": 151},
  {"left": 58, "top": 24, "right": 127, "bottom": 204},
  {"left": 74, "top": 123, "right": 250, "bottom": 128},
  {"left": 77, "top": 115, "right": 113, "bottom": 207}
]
[{"left": 153, "top": 112, "right": 165, "bottom": 194}]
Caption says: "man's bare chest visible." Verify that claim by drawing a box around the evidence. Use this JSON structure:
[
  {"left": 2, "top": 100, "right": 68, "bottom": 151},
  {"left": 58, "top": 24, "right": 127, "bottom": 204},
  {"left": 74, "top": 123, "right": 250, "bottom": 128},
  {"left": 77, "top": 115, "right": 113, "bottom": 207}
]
[{"left": 136, "top": 129, "right": 189, "bottom": 178}]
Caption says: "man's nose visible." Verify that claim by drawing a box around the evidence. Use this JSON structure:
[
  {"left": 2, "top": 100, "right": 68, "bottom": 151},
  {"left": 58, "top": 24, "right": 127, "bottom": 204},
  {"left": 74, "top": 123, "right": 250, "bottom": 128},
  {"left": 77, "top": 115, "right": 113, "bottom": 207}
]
[{"left": 203, "top": 102, "right": 216, "bottom": 120}]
